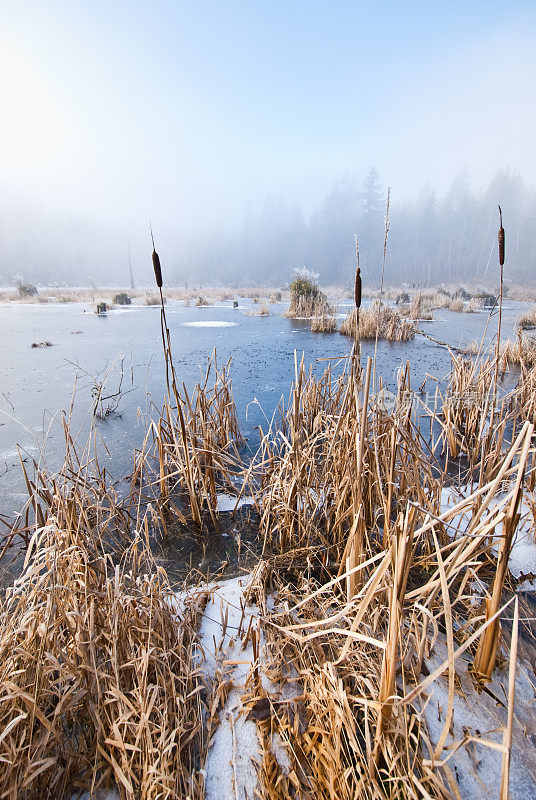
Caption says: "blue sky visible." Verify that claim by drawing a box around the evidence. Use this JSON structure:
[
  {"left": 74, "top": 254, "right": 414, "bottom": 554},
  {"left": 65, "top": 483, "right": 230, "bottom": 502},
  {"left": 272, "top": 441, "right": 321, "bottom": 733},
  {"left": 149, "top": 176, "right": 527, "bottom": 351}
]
[{"left": 1, "top": 0, "right": 535, "bottom": 239}]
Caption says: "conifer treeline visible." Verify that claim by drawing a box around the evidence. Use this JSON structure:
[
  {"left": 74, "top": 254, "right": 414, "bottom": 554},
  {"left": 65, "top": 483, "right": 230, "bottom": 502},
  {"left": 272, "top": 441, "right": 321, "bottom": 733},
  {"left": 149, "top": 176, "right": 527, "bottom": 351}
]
[{"left": 179, "top": 167, "right": 535, "bottom": 289}]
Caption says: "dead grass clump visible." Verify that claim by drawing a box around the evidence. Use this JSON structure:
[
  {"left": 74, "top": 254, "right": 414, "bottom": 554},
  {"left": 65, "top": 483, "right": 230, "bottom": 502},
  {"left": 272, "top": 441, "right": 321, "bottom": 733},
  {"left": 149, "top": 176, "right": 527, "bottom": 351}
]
[
  {"left": 465, "top": 296, "right": 484, "bottom": 313},
  {"left": 439, "top": 352, "right": 517, "bottom": 476},
  {"left": 285, "top": 290, "right": 333, "bottom": 318},
  {"left": 448, "top": 297, "right": 464, "bottom": 312},
  {"left": 518, "top": 307, "right": 536, "bottom": 330},
  {"left": 150, "top": 352, "right": 245, "bottom": 527},
  {"left": 145, "top": 294, "right": 163, "bottom": 306},
  {"left": 421, "top": 290, "right": 451, "bottom": 310},
  {"left": 195, "top": 296, "right": 212, "bottom": 306},
  {"left": 310, "top": 314, "right": 337, "bottom": 332},
  {"left": 340, "top": 304, "right": 415, "bottom": 341},
  {"left": 247, "top": 435, "right": 531, "bottom": 800},
  {"left": 0, "top": 522, "right": 206, "bottom": 799},
  {"left": 285, "top": 269, "right": 334, "bottom": 319},
  {"left": 407, "top": 293, "right": 433, "bottom": 320},
  {"left": 257, "top": 304, "right": 270, "bottom": 316},
  {"left": 499, "top": 335, "right": 536, "bottom": 367},
  {"left": 253, "top": 357, "right": 440, "bottom": 559}
]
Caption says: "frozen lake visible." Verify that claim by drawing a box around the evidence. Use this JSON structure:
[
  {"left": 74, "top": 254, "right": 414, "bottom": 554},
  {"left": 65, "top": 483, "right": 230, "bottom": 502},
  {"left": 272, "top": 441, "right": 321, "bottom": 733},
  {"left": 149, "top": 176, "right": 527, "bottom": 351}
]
[{"left": 0, "top": 295, "right": 528, "bottom": 524}]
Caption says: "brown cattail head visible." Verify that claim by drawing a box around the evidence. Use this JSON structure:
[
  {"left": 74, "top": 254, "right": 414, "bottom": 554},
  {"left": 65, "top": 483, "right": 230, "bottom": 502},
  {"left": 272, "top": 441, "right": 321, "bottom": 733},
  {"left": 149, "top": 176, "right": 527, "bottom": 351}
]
[
  {"left": 354, "top": 267, "right": 362, "bottom": 309},
  {"left": 150, "top": 224, "right": 163, "bottom": 287},
  {"left": 152, "top": 248, "right": 163, "bottom": 288},
  {"left": 498, "top": 205, "right": 505, "bottom": 267}
]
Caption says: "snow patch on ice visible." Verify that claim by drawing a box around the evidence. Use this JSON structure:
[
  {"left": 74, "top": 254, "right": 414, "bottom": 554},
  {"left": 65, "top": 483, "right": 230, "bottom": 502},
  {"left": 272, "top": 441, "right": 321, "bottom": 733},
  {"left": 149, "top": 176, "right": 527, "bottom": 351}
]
[
  {"left": 198, "top": 576, "right": 261, "bottom": 800},
  {"left": 182, "top": 321, "right": 239, "bottom": 328},
  {"left": 216, "top": 493, "right": 254, "bottom": 512}
]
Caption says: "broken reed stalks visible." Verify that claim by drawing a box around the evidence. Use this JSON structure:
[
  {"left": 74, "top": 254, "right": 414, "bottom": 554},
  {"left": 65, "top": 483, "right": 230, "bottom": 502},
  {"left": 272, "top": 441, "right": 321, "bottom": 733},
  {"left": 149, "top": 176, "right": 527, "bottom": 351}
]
[
  {"left": 249, "top": 453, "right": 527, "bottom": 799},
  {"left": 473, "top": 421, "right": 533, "bottom": 681}
]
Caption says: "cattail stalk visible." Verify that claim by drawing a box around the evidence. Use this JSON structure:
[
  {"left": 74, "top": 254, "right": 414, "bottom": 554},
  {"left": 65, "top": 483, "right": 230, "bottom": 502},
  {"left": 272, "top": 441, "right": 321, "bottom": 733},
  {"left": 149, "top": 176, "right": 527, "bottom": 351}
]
[
  {"left": 354, "top": 235, "right": 362, "bottom": 357},
  {"left": 473, "top": 421, "right": 533, "bottom": 681},
  {"left": 490, "top": 206, "right": 506, "bottom": 454},
  {"left": 150, "top": 225, "right": 180, "bottom": 406},
  {"left": 373, "top": 189, "right": 391, "bottom": 392}
]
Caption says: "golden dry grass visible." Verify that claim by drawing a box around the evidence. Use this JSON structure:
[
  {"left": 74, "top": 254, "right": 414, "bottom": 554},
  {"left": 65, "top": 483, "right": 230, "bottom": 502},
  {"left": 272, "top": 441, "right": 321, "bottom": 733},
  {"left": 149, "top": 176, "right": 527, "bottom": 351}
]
[
  {"left": 310, "top": 314, "right": 337, "bottom": 332},
  {"left": 0, "top": 521, "right": 207, "bottom": 799},
  {"left": 284, "top": 290, "right": 334, "bottom": 319},
  {"left": 2, "top": 311, "right": 535, "bottom": 799},
  {"left": 340, "top": 305, "right": 415, "bottom": 341}
]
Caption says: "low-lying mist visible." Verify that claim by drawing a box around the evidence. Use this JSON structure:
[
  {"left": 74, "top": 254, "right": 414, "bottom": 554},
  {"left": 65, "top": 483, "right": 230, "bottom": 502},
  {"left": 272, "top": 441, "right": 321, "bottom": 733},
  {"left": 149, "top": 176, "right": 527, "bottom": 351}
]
[{"left": 1, "top": 167, "right": 533, "bottom": 291}]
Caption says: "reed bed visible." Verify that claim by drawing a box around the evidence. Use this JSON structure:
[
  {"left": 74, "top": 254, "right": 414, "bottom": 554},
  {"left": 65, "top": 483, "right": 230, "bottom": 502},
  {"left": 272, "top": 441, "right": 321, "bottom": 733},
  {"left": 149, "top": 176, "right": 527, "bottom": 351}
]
[
  {"left": 0, "top": 519, "right": 207, "bottom": 800},
  {"left": 406, "top": 293, "right": 434, "bottom": 320},
  {"left": 2, "top": 215, "right": 536, "bottom": 797},
  {"left": 440, "top": 353, "right": 499, "bottom": 462},
  {"left": 310, "top": 314, "right": 337, "bottom": 332},
  {"left": 243, "top": 418, "right": 535, "bottom": 799},
  {"left": 147, "top": 352, "right": 245, "bottom": 528},
  {"left": 466, "top": 335, "right": 536, "bottom": 367},
  {"left": 285, "top": 291, "right": 334, "bottom": 319},
  {"left": 518, "top": 306, "right": 536, "bottom": 330},
  {"left": 3, "top": 345, "right": 536, "bottom": 798},
  {"left": 340, "top": 304, "right": 415, "bottom": 341}
]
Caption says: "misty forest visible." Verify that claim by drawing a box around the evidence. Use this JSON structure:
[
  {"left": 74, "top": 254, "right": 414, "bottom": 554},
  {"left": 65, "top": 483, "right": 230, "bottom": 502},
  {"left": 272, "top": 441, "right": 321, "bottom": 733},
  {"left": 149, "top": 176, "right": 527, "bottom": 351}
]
[
  {"left": 2, "top": 167, "right": 536, "bottom": 290},
  {"left": 3, "top": 3, "right": 536, "bottom": 800}
]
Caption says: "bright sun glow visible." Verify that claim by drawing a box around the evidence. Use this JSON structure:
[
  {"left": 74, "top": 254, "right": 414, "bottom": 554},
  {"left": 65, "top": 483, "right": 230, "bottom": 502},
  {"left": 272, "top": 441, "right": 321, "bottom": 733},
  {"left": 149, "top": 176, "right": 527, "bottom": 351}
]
[{"left": 0, "top": 42, "right": 68, "bottom": 181}]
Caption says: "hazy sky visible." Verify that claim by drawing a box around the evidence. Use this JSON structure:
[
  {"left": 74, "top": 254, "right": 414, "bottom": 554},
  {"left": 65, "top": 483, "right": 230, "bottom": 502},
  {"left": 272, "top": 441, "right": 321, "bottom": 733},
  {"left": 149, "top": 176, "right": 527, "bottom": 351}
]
[{"left": 1, "top": 0, "right": 536, "bottom": 244}]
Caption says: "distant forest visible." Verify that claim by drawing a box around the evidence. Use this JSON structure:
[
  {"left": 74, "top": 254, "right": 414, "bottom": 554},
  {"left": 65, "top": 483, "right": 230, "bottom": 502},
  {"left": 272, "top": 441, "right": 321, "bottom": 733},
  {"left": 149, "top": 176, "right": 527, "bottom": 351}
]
[
  {"left": 1, "top": 168, "right": 535, "bottom": 290},
  {"left": 178, "top": 168, "right": 536, "bottom": 290}
]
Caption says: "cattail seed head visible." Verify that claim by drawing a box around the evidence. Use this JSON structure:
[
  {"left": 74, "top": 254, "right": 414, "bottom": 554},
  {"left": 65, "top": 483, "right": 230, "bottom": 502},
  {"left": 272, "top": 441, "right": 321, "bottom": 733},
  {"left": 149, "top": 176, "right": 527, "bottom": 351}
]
[
  {"left": 498, "top": 205, "right": 505, "bottom": 267},
  {"left": 354, "top": 267, "right": 362, "bottom": 309},
  {"left": 498, "top": 228, "right": 505, "bottom": 267},
  {"left": 152, "top": 249, "right": 163, "bottom": 288}
]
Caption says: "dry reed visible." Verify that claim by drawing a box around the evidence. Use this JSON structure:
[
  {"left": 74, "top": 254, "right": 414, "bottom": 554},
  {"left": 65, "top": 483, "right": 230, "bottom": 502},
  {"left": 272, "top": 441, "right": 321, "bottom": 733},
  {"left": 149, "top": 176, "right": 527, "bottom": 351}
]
[
  {"left": 310, "top": 314, "right": 337, "bottom": 332},
  {"left": 340, "top": 304, "right": 415, "bottom": 341}
]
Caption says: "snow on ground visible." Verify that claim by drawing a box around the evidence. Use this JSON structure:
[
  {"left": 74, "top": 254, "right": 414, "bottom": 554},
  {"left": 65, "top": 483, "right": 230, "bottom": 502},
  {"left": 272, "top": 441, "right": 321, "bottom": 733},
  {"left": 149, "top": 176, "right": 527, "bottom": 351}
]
[
  {"left": 180, "top": 573, "right": 300, "bottom": 800},
  {"left": 420, "top": 640, "right": 536, "bottom": 800},
  {"left": 196, "top": 575, "right": 262, "bottom": 800}
]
